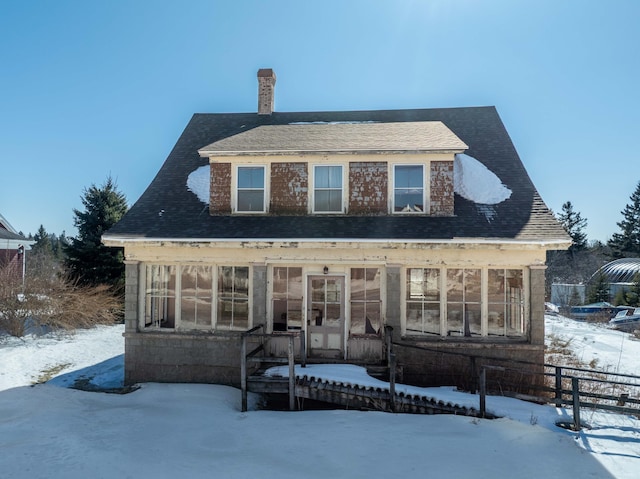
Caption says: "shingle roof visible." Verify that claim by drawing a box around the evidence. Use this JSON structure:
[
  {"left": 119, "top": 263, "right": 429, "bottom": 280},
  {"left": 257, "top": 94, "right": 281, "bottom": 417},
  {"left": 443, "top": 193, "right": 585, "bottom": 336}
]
[
  {"left": 198, "top": 121, "right": 468, "bottom": 156},
  {"left": 104, "top": 106, "right": 570, "bottom": 244}
]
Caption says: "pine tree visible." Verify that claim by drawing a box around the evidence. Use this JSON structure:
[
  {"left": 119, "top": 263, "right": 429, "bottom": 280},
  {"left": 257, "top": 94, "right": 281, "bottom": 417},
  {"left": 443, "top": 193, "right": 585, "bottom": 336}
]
[
  {"left": 64, "top": 177, "right": 128, "bottom": 289},
  {"left": 31, "top": 225, "right": 53, "bottom": 257},
  {"left": 608, "top": 181, "right": 640, "bottom": 258},
  {"left": 586, "top": 270, "right": 610, "bottom": 304},
  {"left": 557, "top": 201, "right": 588, "bottom": 252},
  {"left": 625, "top": 273, "right": 640, "bottom": 307}
]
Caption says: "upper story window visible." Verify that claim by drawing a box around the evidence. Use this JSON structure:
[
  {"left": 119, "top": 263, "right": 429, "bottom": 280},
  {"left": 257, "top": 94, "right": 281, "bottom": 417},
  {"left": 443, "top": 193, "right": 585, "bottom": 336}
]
[
  {"left": 313, "top": 165, "right": 343, "bottom": 213},
  {"left": 237, "top": 166, "right": 265, "bottom": 212},
  {"left": 394, "top": 165, "right": 424, "bottom": 213}
]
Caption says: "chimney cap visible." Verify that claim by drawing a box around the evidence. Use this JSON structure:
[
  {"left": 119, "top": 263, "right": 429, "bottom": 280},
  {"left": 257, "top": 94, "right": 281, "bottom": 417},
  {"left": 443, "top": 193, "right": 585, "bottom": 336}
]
[{"left": 257, "top": 68, "right": 276, "bottom": 79}]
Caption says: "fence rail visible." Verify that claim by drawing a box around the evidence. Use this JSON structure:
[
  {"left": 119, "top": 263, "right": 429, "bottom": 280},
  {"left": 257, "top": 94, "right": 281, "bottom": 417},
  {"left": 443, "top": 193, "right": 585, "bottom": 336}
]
[{"left": 386, "top": 326, "right": 640, "bottom": 429}]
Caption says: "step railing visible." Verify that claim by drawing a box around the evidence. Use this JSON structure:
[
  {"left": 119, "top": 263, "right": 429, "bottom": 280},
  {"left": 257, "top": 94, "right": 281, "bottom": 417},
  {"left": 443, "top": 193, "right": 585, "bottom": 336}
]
[{"left": 241, "top": 326, "right": 306, "bottom": 412}]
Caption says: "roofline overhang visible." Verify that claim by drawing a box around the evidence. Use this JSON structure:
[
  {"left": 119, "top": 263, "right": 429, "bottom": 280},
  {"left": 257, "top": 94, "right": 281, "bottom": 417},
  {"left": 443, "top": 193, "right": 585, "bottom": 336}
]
[
  {"left": 0, "top": 238, "right": 35, "bottom": 249},
  {"left": 199, "top": 148, "right": 467, "bottom": 158},
  {"left": 103, "top": 234, "right": 571, "bottom": 250}
]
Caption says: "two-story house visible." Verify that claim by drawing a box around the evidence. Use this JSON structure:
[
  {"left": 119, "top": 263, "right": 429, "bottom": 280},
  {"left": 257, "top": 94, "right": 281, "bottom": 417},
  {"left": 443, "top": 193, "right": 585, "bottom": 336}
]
[{"left": 103, "top": 69, "right": 570, "bottom": 387}]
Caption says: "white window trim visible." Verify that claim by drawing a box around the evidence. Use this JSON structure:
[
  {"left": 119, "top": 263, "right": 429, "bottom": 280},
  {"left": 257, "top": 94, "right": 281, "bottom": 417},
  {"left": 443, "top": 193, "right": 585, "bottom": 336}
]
[
  {"left": 391, "top": 163, "right": 426, "bottom": 214},
  {"left": 213, "top": 264, "right": 253, "bottom": 331},
  {"left": 311, "top": 164, "right": 345, "bottom": 214},
  {"left": 233, "top": 165, "right": 268, "bottom": 214},
  {"left": 401, "top": 266, "right": 528, "bottom": 339},
  {"left": 139, "top": 262, "right": 253, "bottom": 332}
]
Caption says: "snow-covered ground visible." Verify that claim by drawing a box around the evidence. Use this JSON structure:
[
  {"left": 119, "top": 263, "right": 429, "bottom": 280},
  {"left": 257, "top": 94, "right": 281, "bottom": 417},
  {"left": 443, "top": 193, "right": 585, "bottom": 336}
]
[{"left": 0, "top": 316, "right": 639, "bottom": 478}]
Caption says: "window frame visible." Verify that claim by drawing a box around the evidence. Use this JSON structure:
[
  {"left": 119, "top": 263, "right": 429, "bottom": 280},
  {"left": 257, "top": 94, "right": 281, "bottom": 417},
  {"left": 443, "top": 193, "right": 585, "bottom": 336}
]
[
  {"left": 216, "top": 265, "right": 251, "bottom": 331},
  {"left": 235, "top": 165, "right": 267, "bottom": 213},
  {"left": 142, "top": 264, "right": 177, "bottom": 329},
  {"left": 271, "top": 266, "right": 304, "bottom": 333},
  {"left": 349, "top": 267, "right": 382, "bottom": 337},
  {"left": 392, "top": 164, "right": 425, "bottom": 214},
  {"left": 402, "top": 266, "right": 527, "bottom": 340},
  {"left": 140, "top": 263, "right": 252, "bottom": 332},
  {"left": 312, "top": 164, "right": 344, "bottom": 214},
  {"left": 405, "top": 267, "right": 442, "bottom": 336}
]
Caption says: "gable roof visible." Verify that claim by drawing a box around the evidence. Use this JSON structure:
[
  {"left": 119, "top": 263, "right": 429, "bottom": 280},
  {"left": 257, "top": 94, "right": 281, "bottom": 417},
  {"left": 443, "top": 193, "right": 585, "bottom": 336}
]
[
  {"left": 0, "top": 213, "right": 33, "bottom": 247},
  {"left": 104, "top": 106, "right": 570, "bottom": 245},
  {"left": 198, "top": 121, "right": 468, "bottom": 156}
]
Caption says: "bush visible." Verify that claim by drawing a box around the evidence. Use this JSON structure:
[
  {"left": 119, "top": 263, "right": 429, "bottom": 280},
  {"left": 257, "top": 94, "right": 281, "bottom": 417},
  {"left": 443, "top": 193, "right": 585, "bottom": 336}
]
[{"left": 0, "top": 264, "right": 122, "bottom": 338}]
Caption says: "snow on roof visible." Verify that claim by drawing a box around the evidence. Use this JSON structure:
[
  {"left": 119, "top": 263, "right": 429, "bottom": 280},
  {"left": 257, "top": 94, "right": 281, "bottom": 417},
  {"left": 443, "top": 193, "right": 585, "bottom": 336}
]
[
  {"left": 454, "top": 153, "right": 511, "bottom": 205},
  {"left": 186, "top": 165, "right": 210, "bottom": 204}
]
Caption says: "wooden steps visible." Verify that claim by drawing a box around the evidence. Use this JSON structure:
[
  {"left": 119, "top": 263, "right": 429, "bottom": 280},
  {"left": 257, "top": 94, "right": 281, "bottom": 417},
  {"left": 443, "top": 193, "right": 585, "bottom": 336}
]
[{"left": 247, "top": 370, "right": 488, "bottom": 417}]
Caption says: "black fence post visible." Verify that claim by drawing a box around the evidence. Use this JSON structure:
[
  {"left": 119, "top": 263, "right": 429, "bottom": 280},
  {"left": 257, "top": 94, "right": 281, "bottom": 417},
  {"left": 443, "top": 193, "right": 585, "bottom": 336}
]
[
  {"left": 479, "top": 367, "right": 486, "bottom": 418},
  {"left": 572, "top": 377, "right": 581, "bottom": 431},
  {"left": 555, "top": 366, "right": 563, "bottom": 407},
  {"left": 470, "top": 356, "right": 477, "bottom": 394},
  {"left": 288, "top": 335, "right": 295, "bottom": 411},
  {"left": 389, "top": 352, "right": 396, "bottom": 413},
  {"left": 241, "top": 333, "right": 248, "bottom": 412}
]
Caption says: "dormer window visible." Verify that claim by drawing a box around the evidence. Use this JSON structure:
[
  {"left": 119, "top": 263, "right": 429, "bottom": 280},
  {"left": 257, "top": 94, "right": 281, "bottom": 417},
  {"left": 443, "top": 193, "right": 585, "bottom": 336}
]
[
  {"left": 394, "top": 164, "right": 424, "bottom": 213},
  {"left": 313, "top": 165, "right": 343, "bottom": 213},
  {"left": 237, "top": 166, "right": 265, "bottom": 213}
]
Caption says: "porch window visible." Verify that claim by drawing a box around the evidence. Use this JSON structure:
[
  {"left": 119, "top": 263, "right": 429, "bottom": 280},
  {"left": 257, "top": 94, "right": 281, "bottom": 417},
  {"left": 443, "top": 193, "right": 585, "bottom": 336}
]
[
  {"left": 488, "top": 269, "right": 524, "bottom": 337},
  {"left": 144, "top": 265, "right": 176, "bottom": 328},
  {"left": 350, "top": 268, "right": 381, "bottom": 335},
  {"left": 217, "top": 266, "right": 249, "bottom": 330},
  {"left": 446, "top": 269, "right": 481, "bottom": 337},
  {"left": 272, "top": 267, "right": 303, "bottom": 331},
  {"left": 394, "top": 165, "right": 424, "bottom": 213},
  {"left": 313, "top": 165, "right": 343, "bottom": 212},
  {"left": 180, "top": 265, "right": 213, "bottom": 330},
  {"left": 237, "top": 166, "right": 265, "bottom": 212},
  {"left": 406, "top": 268, "right": 440, "bottom": 336}
]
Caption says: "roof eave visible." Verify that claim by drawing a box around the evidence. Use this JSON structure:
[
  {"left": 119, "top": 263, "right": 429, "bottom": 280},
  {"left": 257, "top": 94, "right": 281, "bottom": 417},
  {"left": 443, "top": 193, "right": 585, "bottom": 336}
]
[
  {"left": 198, "top": 148, "right": 468, "bottom": 158},
  {"left": 103, "top": 234, "right": 572, "bottom": 250}
]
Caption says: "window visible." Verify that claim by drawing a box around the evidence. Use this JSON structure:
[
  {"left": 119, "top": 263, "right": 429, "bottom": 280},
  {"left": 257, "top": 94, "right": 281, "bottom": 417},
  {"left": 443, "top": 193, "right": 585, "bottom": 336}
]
[
  {"left": 350, "top": 268, "right": 381, "bottom": 335},
  {"left": 237, "top": 166, "right": 265, "bottom": 212},
  {"left": 217, "top": 266, "right": 249, "bottom": 330},
  {"left": 272, "top": 267, "right": 303, "bottom": 331},
  {"left": 488, "top": 269, "right": 524, "bottom": 337},
  {"left": 406, "top": 268, "right": 440, "bottom": 335},
  {"left": 144, "top": 265, "right": 176, "bottom": 328},
  {"left": 180, "top": 265, "right": 213, "bottom": 330},
  {"left": 394, "top": 165, "right": 424, "bottom": 212},
  {"left": 446, "top": 269, "right": 481, "bottom": 337},
  {"left": 404, "top": 267, "right": 526, "bottom": 338},
  {"left": 314, "top": 165, "right": 343, "bottom": 212}
]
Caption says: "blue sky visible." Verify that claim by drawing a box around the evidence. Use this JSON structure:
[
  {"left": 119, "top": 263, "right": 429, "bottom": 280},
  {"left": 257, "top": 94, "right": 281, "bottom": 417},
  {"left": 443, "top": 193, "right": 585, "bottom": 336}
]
[{"left": 1, "top": 0, "right": 638, "bottom": 242}]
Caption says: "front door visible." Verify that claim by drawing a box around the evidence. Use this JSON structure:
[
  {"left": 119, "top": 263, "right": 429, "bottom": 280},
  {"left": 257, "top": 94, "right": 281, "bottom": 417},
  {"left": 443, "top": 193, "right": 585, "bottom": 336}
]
[{"left": 307, "top": 276, "right": 345, "bottom": 359}]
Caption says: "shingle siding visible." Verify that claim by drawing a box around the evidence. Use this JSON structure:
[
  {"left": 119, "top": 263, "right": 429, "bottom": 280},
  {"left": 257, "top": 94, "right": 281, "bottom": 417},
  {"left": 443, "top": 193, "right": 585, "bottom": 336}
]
[
  {"left": 430, "top": 161, "right": 454, "bottom": 216},
  {"left": 210, "top": 163, "right": 232, "bottom": 214},
  {"left": 270, "top": 162, "right": 308, "bottom": 214},
  {"left": 348, "top": 162, "right": 388, "bottom": 214}
]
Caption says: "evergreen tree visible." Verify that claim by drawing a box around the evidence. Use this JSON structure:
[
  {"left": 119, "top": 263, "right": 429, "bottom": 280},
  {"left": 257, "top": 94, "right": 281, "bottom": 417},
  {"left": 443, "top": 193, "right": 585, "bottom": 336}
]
[
  {"left": 557, "top": 201, "right": 588, "bottom": 252},
  {"left": 31, "top": 225, "right": 53, "bottom": 257},
  {"left": 64, "top": 177, "right": 128, "bottom": 289},
  {"left": 586, "top": 270, "right": 610, "bottom": 304},
  {"left": 625, "top": 273, "right": 640, "bottom": 307},
  {"left": 608, "top": 181, "right": 640, "bottom": 258}
]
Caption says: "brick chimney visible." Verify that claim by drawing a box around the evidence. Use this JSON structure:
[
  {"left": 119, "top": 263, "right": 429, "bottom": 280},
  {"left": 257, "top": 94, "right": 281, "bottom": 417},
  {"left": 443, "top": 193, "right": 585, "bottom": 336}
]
[{"left": 257, "top": 68, "right": 276, "bottom": 115}]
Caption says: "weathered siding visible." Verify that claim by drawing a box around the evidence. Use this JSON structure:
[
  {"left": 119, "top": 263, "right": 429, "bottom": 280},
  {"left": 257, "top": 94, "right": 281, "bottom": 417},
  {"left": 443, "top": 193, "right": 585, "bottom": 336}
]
[
  {"left": 210, "top": 163, "right": 232, "bottom": 214},
  {"left": 393, "top": 341, "right": 544, "bottom": 390},
  {"left": 124, "top": 331, "right": 245, "bottom": 386},
  {"left": 270, "top": 162, "right": 308, "bottom": 214},
  {"left": 430, "top": 161, "right": 454, "bottom": 216},
  {"left": 348, "top": 162, "right": 387, "bottom": 214}
]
